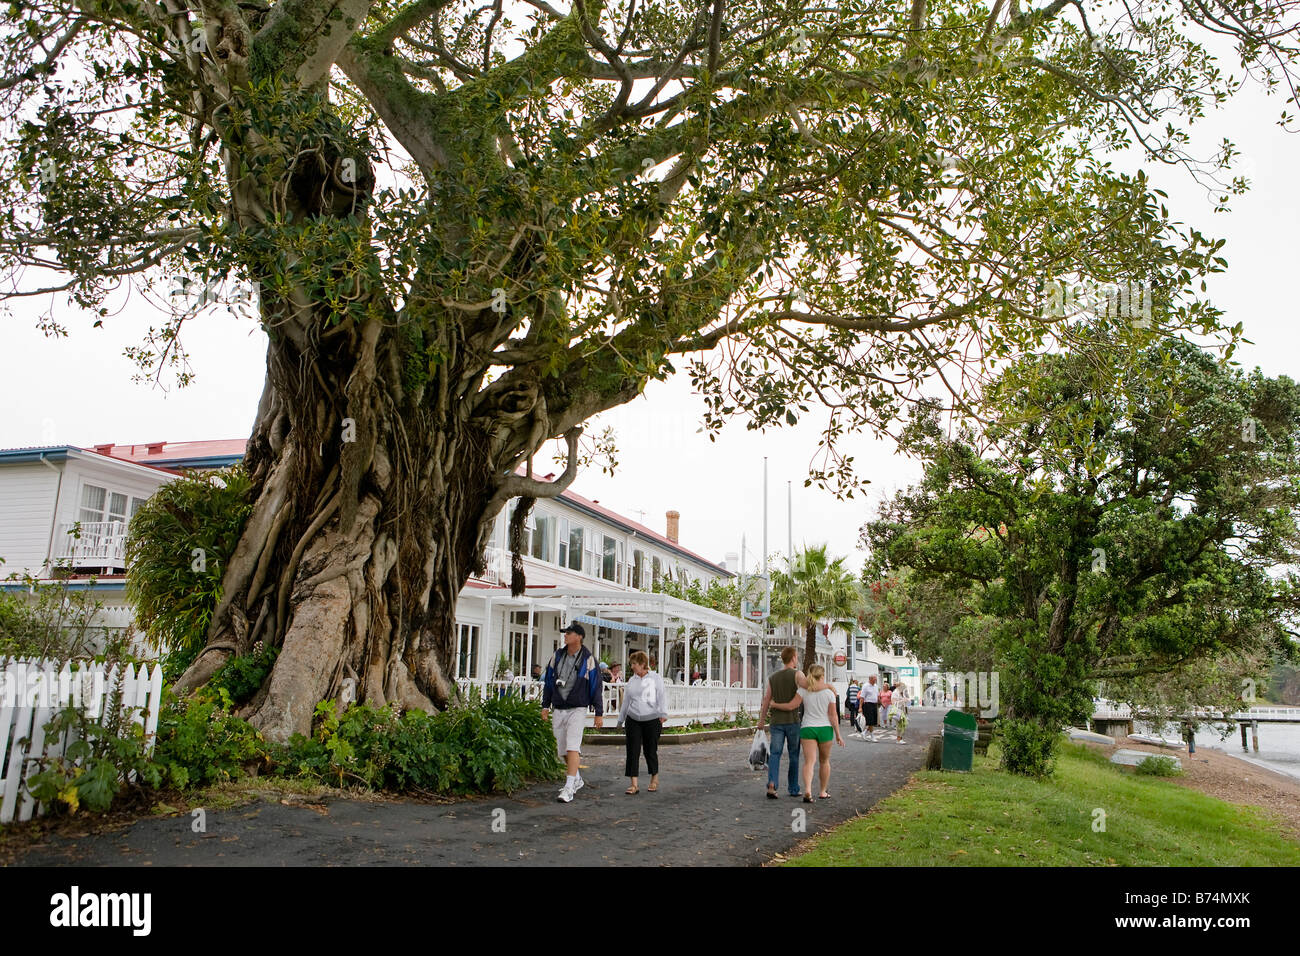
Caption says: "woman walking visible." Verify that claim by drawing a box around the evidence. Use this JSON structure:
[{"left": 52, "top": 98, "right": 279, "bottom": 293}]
[
  {"left": 617, "top": 651, "right": 668, "bottom": 793},
  {"left": 773, "top": 664, "right": 843, "bottom": 801},
  {"left": 879, "top": 681, "right": 893, "bottom": 731},
  {"left": 893, "top": 683, "right": 910, "bottom": 743}
]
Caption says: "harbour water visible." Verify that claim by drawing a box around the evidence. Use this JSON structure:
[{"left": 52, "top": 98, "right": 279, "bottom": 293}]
[{"left": 1135, "top": 718, "right": 1300, "bottom": 782}]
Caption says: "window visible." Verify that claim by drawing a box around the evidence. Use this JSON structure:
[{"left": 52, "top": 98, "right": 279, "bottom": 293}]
[
  {"left": 567, "top": 523, "right": 584, "bottom": 572},
  {"left": 557, "top": 517, "right": 570, "bottom": 566},
  {"left": 583, "top": 530, "right": 597, "bottom": 577},
  {"left": 601, "top": 534, "right": 617, "bottom": 581},
  {"left": 507, "top": 611, "right": 538, "bottom": 676},
  {"left": 616, "top": 540, "right": 625, "bottom": 586},
  {"left": 78, "top": 484, "right": 107, "bottom": 526},
  {"left": 892, "top": 642, "right": 905, "bottom": 657},
  {"left": 531, "top": 513, "right": 555, "bottom": 562},
  {"left": 456, "top": 623, "right": 480, "bottom": 679},
  {"left": 632, "top": 549, "right": 645, "bottom": 589},
  {"left": 677, "top": 567, "right": 688, "bottom": 587},
  {"left": 651, "top": 555, "right": 662, "bottom": 587},
  {"left": 130, "top": 497, "right": 148, "bottom": 519}
]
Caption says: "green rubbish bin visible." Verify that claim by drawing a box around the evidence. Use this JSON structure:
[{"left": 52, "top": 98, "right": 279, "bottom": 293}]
[{"left": 941, "top": 709, "right": 978, "bottom": 772}]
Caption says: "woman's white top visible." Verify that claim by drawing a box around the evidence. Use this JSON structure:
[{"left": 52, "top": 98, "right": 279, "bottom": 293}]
[
  {"left": 795, "top": 686, "right": 837, "bottom": 728},
  {"left": 618, "top": 671, "right": 669, "bottom": 724}
]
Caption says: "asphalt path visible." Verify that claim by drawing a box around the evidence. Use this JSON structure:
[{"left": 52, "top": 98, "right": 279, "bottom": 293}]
[{"left": 10, "top": 709, "right": 942, "bottom": 867}]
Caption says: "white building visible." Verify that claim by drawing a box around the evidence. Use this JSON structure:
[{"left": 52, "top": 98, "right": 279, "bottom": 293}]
[{"left": 0, "top": 439, "right": 767, "bottom": 723}]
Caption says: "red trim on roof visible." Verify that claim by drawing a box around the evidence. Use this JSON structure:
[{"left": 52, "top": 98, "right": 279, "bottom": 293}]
[{"left": 558, "top": 488, "right": 726, "bottom": 573}]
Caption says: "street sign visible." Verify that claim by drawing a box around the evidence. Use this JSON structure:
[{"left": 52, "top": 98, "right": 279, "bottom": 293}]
[{"left": 740, "top": 574, "right": 769, "bottom": 622}]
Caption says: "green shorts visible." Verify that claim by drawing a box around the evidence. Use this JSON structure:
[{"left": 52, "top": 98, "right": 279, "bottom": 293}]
[{"left": 800, "top": 726, "right": 834, "bottom": 743}]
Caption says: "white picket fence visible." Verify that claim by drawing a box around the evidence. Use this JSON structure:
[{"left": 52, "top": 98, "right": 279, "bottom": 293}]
[{"left": 0, "top": 658, "right": 164, "bottom": 825}]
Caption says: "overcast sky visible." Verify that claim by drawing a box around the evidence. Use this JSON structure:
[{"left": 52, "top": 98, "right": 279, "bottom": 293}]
[{"left": 2, "top": 48, "right": 1297, "bottom": 576}]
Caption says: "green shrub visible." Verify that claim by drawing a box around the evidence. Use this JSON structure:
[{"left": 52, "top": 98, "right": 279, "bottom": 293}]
[
  {"left": 274, "top": 696, "right": 563, "bottom": 793},
  {"left": 150, "top": 691, "right": 268, "bottom": 789},
  {"left": 203, "top": 644, "right": 279, "bottom": 708},
  {"left": 0, "top": 564, "right": 117, "bottom": 662},
  {"left": 24, "top": 671, "right": 163, "bottom": 815},
  {"left": 124, "top": 466, "right": 253, "bottom": 681},
  {"left": 1136, "top": 754, "right": 1183, "bottom": 776},
  {"left": 997, "top": 717, "right": 1060, "bottom": 777}
]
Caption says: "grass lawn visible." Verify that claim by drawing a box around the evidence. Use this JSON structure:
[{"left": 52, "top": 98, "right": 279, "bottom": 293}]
[{"left": 783, "top": 742, "right": 1300, "bottom": 866}]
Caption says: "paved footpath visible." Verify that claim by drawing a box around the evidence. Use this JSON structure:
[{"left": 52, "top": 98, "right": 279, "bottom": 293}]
[{"left": 12, "top": 709, "right": 942, "bottom": 867}]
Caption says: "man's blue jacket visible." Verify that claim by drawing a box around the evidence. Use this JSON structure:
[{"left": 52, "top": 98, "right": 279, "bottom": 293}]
[{"left": 541, "top": 644, "right": 604, "bottom": 714}]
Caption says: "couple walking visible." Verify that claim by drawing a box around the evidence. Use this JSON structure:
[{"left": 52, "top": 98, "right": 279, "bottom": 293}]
[
  {"left": 757, "top": 646, "right": 844, "bottom": 802},
  {"left": 541, "top": 623, "right": 666, "bottom": 802}
]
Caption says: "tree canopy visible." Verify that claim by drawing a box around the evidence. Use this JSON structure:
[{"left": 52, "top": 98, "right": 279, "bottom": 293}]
[{"left": 863, "top": 336, "right": 1300, "bottom": 772}]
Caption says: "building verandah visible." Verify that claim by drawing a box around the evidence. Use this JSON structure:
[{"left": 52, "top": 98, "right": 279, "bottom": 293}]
[{"left": 453, "top": 588, "right": 767, "bottom": 726}]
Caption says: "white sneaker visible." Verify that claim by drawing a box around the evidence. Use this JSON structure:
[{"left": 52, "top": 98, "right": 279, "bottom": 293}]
[
  {"left": 573, "top": 777, "right": 585, "bottom": 793},
  {"left": 557, "top": 785, "right": 575, "bottom": 803}
]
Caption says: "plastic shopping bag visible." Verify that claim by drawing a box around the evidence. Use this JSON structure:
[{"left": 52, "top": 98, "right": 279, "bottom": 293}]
[{"left": 747, "top": 728, "right": 769, "bottom": 770}]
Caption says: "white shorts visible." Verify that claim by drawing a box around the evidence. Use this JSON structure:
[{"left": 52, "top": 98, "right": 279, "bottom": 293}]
[{"left": 552, "top": 706, "right": 587, "bottom": 756}]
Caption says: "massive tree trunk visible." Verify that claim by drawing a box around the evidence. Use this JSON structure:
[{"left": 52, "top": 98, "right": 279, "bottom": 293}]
[
  {"left": 174, "top": 318, "right": 500, "bottom": 741},
  {"left": 168, "top": 87, "right": 575, "bottom": 742}
]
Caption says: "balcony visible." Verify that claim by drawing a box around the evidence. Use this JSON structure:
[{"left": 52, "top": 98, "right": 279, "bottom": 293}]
[{"left": 55, "top": 521, "right": 128, "bottom": 570}]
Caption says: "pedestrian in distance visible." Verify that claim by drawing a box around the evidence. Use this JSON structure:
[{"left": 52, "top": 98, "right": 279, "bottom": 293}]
[
  {"left": 772, "top": 664, "right": 844, "bottom": 801},
  {"left": 859, "top": 674, "right": 880, "bottom": 740},
  {"left": 879, "top": 681, "right": 893, "bottom": 730},
  {"left": 617, "top": 651, "right": 667, "bottom": 794},
  {"left": 893, "top": 683, "right": 910, "bottom": 743},
  {"left": 845, "top": 679, "right": 861, "bottom": 727},
  {"left": 758, "top": 646, "right": 803, "bottom": 799},
  {"left": 541, "top": 622, "right": 604, "bottom": 803}
]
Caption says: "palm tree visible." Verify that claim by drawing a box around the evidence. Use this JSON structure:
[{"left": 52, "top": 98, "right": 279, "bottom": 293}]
[{"left": 770, "top": 545, "right": 862, "bottom": 672}]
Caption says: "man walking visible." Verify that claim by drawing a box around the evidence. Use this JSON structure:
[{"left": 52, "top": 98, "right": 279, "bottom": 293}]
[
  {"left": 758, "top": 646, "right": 802, "bottom": 799},
  {"left": 860, "top": 674, "right": 880, "bottom": 741},
  {"left": 542, "top": 622, "right": 604, "bottom": 803},
  {"left": 845, "top": 678, "right": 861, "bottom": 728}
]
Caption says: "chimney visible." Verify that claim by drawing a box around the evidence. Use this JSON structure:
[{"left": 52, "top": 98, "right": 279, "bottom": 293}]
[
  {"left": 665, "top": 510, "right": 680, "bottom": 543},
  {"left": 724, "top": 551, "right": 739, "bottom": 573}
]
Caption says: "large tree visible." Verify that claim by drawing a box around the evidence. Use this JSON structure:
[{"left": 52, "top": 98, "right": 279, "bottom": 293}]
[
  {"left": 863, "top": 338, "right": 1300, "bottom": 771},
  {"left": 2, "top": 0, "right": 1295, "bottom": 739}
]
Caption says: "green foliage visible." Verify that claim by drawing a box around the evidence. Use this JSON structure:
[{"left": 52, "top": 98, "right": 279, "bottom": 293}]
[
  {"left": 0, "top": 563, "right": 117, "bottom": 663},
  {"left": 1136, "top": 755, "right": 1183, "bottom": 777},
  {"left": 202, "top": 644, "right": 279, "bottom": 709},
  {"left": 997, "top": 718, "right": 1060, "bottom": 778},
  {"left": 24, "top": 677, "right": 163, "bottom": 815},
  {"left": 150, "top": 691, "right": 268, "bottom": 789},
  {"left": 124, "top": 467, "right": 253, "bottom": 679},
  {"left": 865, "top": 338, "right": 1300, "bottom": 774},
  {"left": 770, "top": 545, "right": 861, "bottom": 666},
  {"left": 274, "top": 695, "right": 563, "bottom": 793}
]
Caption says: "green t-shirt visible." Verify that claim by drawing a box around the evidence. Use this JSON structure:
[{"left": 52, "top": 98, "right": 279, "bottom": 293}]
[{"left": 768, "top": 668, "right": 800, "bottom": 725}]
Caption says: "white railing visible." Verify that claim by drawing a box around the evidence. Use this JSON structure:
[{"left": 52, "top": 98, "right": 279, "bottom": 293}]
[
  {"left": 476, "top": 547, "right": 506, "bottom": 585},
  {"left": 56, "top": 521, "right": 128, "bottom": 568},
  {"left": 454, "top": 678, "right": 762, "bottom": 727},
  {"left": 0, "top": 658, "right": 164, "bottom": 824}
]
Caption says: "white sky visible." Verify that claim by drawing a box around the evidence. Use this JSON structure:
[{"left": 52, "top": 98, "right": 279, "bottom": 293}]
[{"left": 2, "top": 49, "right": 1297, "bottom": 576}]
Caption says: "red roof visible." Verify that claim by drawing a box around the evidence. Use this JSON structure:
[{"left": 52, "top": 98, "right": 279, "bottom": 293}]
[
  {"left": 558, "top": 488, "right": 725, "bottom": 573},
  {"left": 88, "top": 439, "right": 248, "bottom": 466}
]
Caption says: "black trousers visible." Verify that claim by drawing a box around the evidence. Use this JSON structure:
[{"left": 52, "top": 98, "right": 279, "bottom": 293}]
[{"left": 624, "top": 717, "right": 662, "bottom": 777}]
